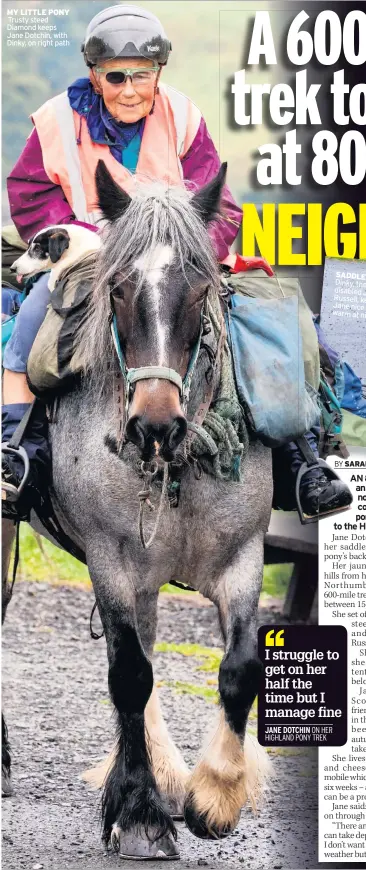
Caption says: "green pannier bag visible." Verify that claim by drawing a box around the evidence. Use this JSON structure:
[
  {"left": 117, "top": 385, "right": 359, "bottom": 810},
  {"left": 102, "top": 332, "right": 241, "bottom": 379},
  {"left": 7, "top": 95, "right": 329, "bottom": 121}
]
[
  {"left": 27, "top": 254, "right": 96, "bottom": 398},
  {"left": 342, "top": 409, "right": 366, "bottom": 449}
]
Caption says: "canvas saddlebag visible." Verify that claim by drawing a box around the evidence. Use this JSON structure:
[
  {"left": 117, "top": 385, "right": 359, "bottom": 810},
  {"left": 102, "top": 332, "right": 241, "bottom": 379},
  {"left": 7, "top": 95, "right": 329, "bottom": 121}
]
[
  {"left": 224, "top": 271, "right": 320, "bottom": 447},
  {"left": 27, "top": 254, "right": 96, "bottom": 399}
]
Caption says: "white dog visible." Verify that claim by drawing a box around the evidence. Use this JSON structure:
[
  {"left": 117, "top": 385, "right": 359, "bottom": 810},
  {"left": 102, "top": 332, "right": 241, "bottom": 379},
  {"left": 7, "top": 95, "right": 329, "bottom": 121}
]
[{"left": 10, "top": 225, "right": 101, "bottom": 291}]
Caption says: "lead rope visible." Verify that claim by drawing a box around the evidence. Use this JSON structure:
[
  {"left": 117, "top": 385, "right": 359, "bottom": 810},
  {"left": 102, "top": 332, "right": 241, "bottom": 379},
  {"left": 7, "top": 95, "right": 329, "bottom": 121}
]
[
  {"left": 138, "top": 461, "right": 169, "bottom": 549},
  {"left": 90, "top": 459, "right": 187, "bottom": 639},
  {"left": 9, "top": 520, "right": 21, "bottom": 599}
]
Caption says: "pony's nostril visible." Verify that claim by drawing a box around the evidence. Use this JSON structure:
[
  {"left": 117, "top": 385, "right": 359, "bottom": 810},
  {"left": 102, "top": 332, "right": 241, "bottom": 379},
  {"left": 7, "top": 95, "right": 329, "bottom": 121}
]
[
  {"left": 126, "top": 414, "right": 187, "bottom": 458},
  {"left": 167, "top": 417, "right": 187, "bottom": 450},
  {"left": 126, "top": 416, "right": 146, "bottom": 450}
]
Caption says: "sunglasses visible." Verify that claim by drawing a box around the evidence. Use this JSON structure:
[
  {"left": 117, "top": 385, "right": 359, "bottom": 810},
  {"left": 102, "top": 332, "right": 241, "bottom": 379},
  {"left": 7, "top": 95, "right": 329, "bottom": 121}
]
[{"left": 95, "top": 66, "right": 159, "bottom": 86}]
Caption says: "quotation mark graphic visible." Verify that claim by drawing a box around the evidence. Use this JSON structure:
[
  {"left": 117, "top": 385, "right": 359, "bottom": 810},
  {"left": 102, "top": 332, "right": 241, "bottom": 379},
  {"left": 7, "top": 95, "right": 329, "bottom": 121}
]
[{"left": 265, "top": 629, "right": 285, "bottom": 647}]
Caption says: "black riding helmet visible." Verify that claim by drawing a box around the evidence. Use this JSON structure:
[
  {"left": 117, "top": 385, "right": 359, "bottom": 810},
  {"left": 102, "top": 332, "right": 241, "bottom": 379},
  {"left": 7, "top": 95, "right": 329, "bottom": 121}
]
[{"left": 82, "top": 3, "right": 171, "bottom": 68}]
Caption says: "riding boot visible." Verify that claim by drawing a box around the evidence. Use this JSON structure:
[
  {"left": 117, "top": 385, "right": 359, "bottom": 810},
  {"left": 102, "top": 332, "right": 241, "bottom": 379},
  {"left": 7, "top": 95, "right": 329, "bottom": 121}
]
[
  {"left": 272, "top": 429, "right": 353, "bottom": 521},
  {"left": 1, "top": 402, "right": 51, "bottom": 521}
]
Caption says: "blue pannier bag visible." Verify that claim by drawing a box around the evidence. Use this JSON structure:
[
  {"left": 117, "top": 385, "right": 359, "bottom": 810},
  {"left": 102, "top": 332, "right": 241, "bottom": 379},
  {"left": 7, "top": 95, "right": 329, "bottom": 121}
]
[{"left": 226, "top": 292, "right": 320, "bottom": 447}]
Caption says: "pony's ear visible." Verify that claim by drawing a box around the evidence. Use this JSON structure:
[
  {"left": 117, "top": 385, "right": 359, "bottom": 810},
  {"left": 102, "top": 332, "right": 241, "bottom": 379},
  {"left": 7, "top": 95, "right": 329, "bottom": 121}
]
[
  {"left": 191, "top": 162, "right": 227, "bottom": 224},
  {"left": 95, "top": 160, "right": 132, "bottom": 221},
  {"left": 48, "top": 229, "right": 70, "bottom": 263}
]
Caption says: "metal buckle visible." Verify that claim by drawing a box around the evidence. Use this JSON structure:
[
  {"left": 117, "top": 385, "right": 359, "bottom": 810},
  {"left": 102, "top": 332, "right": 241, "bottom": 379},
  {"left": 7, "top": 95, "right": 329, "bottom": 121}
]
[
  {"left": 295, "top": 459, "right": 351, "bottom": 525},
  {"left": 1, "top": 443, "right": 30, "bottom": 503}
]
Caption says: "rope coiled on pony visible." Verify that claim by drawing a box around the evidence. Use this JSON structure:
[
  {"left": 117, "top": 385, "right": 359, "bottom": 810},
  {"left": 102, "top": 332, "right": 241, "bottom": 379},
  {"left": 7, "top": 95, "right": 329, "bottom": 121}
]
[{"left": 188, "top": 294, "right": 249, "bottom": 481}]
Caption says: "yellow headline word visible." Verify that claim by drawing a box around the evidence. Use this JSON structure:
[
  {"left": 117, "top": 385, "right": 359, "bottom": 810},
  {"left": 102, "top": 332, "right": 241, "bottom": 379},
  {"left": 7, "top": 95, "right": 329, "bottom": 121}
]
[{"left": 242, "top": 203, "right": 366, "bottom": 266}]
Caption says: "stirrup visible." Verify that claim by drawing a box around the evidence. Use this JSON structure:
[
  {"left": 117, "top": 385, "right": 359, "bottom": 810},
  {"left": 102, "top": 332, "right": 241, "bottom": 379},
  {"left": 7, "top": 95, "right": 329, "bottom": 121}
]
[
  {"left": 295, "top": 459, "right": 350, "bottom": 525},
  {"left": 1, "top": 443, "right": 30, "bottom": 503}
]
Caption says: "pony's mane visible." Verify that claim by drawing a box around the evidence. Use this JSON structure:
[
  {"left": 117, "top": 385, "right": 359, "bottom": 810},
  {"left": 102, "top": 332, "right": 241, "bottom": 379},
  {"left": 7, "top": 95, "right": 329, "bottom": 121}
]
[{"left": 79, "top": 181, "right": 220, "bottom": 381}]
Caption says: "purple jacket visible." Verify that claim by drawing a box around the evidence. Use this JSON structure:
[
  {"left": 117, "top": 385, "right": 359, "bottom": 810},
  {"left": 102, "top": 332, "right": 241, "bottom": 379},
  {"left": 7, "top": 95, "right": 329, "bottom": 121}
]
[{"left": 7, "top": 105, "right": 241, "bottom": 261}]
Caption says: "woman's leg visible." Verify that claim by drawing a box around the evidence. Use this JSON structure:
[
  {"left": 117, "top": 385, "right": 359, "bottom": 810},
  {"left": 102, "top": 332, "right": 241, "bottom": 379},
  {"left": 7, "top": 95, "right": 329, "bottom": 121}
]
[
  {"left": 2, "top": 274, "right": 51, "bottom": 518},
  {"left": 3, "top": 273, "right": 51, "bottom": 402},
  {"left": 2, "top": 372, "right": 34, "bottom": 404},
  {"left": 273, "top": 430, "right": 352, "bottom": 519}
]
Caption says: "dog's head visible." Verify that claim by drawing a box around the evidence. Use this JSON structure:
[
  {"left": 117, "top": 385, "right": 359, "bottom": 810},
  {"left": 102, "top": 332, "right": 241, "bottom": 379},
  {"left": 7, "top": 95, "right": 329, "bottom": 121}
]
[{"left": 10, "top": 227, "right": 70, "bottom": 283}]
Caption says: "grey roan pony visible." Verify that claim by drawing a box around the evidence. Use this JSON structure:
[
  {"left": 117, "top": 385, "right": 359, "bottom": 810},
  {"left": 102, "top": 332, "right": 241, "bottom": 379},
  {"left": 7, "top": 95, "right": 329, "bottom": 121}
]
[{"left": 3, "top": 162, "right": 272, "bottom": 859}]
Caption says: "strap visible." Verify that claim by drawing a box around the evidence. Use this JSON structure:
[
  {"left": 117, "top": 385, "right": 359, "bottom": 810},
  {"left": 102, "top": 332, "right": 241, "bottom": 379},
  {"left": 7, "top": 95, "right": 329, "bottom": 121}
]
[
  {"left": 336, "top": 438, "right": 349, "bottom": 459},
  {"left": 111, "top": 314, "right": 128, "bottom": 378},
  {"left": 169, "top": 579, "right": 196, "bottom": 592},
  {"left": 35, "top": 503, "right": 87, "bottom": 564},
  {"left": 296, "top": 434, "right": 319, "bottom": 467},
  {"left": 51, "top": 91, "right": 90, "bottom": 223},
  {"left": 127, "top": 367, "right": 183, "bottom": 392},
  {"left": 7, "top": 400, "right": 37, "bottom": 450},
  {"left": 10, "top": 520, "right": 21, "bottom": 598},
  {"left": 182, "top": 313, "right": 205, "bottom": 407}
]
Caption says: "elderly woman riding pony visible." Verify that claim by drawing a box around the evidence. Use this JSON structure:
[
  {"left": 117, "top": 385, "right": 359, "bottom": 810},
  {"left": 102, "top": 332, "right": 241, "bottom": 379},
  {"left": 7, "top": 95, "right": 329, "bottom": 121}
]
[{"left": 2, "top": 3, "right": 351, "bottom": 521}]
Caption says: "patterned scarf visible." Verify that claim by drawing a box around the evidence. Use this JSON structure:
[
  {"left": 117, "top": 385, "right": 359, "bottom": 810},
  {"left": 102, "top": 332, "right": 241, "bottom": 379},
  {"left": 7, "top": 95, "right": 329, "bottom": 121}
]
[{"left": 67, "top": 78, "right": 145, "bottom": 164}]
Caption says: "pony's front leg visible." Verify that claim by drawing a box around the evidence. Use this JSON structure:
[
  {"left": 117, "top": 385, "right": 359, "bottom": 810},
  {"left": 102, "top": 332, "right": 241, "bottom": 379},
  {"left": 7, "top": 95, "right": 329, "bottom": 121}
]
[
  {"left": 135, "top": 591, "right": 190, "bottom": 817},
  {"left": 82, "top": 590, "right": 189, "bottom": 818},
  {"left": 184, "top": 538, "right": 271, "bottom": 840},
  {"left": 86, "top": 540, "right": 178, "bottom": 860}
]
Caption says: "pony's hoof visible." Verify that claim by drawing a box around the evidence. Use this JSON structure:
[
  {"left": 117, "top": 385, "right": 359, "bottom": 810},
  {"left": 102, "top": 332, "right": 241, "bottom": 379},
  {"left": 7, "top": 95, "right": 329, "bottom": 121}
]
[
  {"left": 2, "top": 770, "right": 13, "bottom": 797},
  {"left": 163, "top": 793, "right": 185, "bottom": 820},
  {"left": 110, "top": 824, "right": 180, "bottom": 859},
  {"left": 184, "top": 796, "right": 240, "bottom": 840}
]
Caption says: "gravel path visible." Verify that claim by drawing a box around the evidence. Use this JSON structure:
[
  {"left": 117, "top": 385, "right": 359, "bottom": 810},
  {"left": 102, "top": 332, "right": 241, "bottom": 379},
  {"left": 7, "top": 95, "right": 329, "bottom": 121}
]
[{"left": 2, "top": 582, "right": 343, "bottom": 870}]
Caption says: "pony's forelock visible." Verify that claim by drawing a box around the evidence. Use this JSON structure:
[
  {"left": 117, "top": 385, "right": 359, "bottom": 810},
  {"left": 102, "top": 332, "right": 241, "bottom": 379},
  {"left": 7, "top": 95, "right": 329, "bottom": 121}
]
[{"left": 79, "top": 181, "right": 220, "bottom": 383}]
